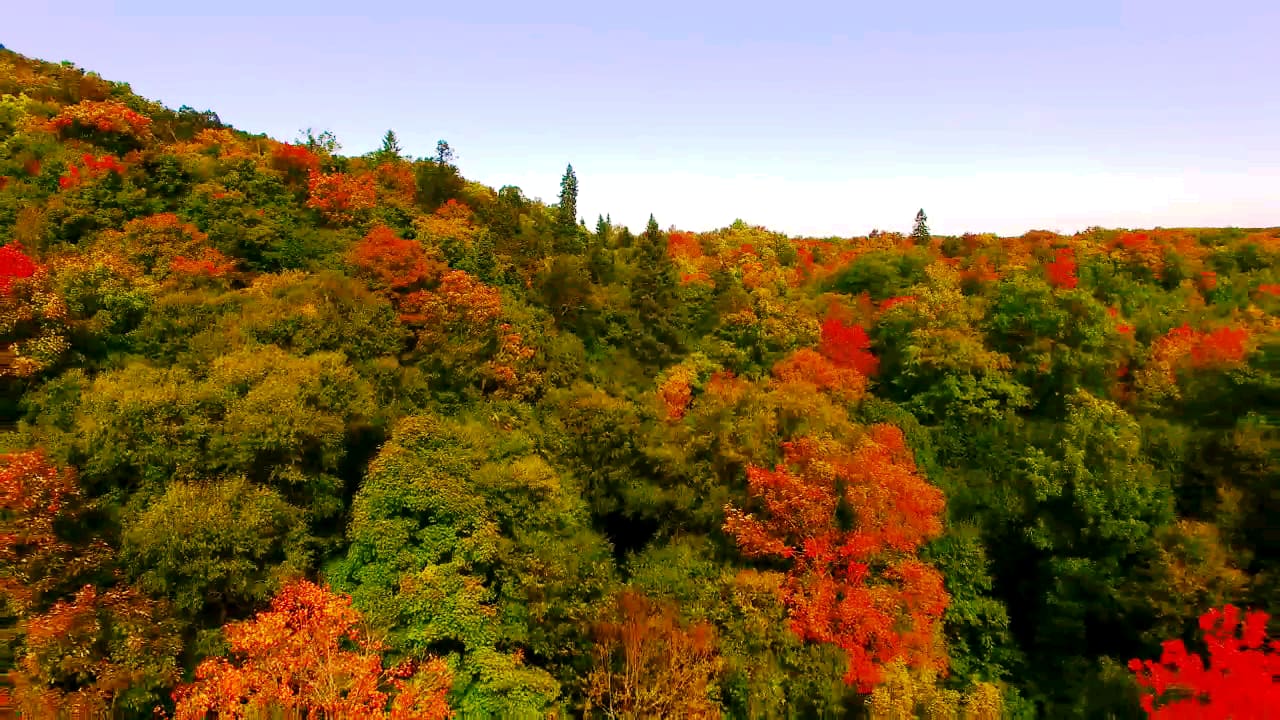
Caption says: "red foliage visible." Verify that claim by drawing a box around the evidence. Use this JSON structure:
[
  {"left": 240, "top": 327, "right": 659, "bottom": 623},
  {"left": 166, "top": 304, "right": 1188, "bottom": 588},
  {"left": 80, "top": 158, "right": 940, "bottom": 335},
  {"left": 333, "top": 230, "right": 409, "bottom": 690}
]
[
  {"left": 1130, "top": 605, "right": 1280, "bottom": 718},
  {"left": 58, "top": 153, "right": 125, "bottom": 189},
  {"left": 667, "top": 230, "right": 702, "bottom": 260},
  {"left": 270, "top": 142, "right": 321, "bottom": 179},
  {"left": 1188, "top": 327, "right": 1250, "bottom": 368},
  {"left": 306, "top": 170, "right": 378, "bottom": 224},
  {"left": 172, "top": 580, "right": 453, "bottom": 720},
  {"left": 1045, "top": 247, "right": 1079, "bottom": 289},
  {"left": 724, "top": 426, "right": 949, "bottom": 690},
  {"left": 398, "top": 270, "right": 502, "bottom": 331},
  {"left": 1198, "top": 271, "right": 1218, "bottom": 292},
  {"left": 48, "top": 100, "right": 153, "bottom": 141},
  {"left": 772, "top": 348, "right": 867, "bottom": 402},
  {"left": 880, "top": 295, "right": 916, "bottom": 312},
  {"left": 819, "top": 314, "right": 879, "bottom": 377},
  {"left": 0, "top": 241, "right": 38, "bottom": 296},
  {"left": 168, "top": 248, "right": 236, "bottom": 278},
  {"left": 1256, "top": 283, "right": 1280, "bottom": 298},
  {"left": 348, "top": 224, "right": 438, "bottom": 291},
  {"left": 376, "top": 161, "right": 417, "bottom": 203},
  {"left": 23, "top": 158, "right": 41, "bottom": 176}
]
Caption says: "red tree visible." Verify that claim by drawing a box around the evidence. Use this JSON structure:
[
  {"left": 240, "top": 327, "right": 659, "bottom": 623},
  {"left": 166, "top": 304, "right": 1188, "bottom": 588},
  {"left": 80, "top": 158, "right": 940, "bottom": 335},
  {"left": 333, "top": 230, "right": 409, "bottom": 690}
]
[
  {"left": 723, "top": 425, "right": 949, "bottom": 690},
  {"left": 1045, "top": 247, "right": 1079, "bottom": 289},
  {"left": 1130, "top": 605, "right": 1280, "bottom": 718},
  {"left": 0, "top": 241, "right": 37, "bottom": 296},
  {"left": 348, "top": 224, "right": 439, "bottom": 291},
  {"left": 172, "top": 579, "right": 453, "bottom": 720},
  {"left": 819, "top": 314, "right": 879, "bottom": 377}
]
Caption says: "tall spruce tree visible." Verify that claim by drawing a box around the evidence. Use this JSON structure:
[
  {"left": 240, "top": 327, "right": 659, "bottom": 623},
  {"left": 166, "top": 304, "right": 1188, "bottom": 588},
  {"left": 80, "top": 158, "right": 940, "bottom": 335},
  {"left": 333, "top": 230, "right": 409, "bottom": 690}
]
[
  {"left": 555, "top": 164, "right": 582, "bottom": 253},
  {"left": 912, "top": 209, "right": 931, "bottom": 243},
  {"left": 630, "top": 214, "right": 682, "bottom": 366}
]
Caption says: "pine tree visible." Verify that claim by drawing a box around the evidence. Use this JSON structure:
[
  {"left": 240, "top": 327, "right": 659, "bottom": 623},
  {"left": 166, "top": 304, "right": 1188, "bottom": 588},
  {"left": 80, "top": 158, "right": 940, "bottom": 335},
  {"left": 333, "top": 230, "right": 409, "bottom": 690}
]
[
  {"left": 630, "top": 214, "right": 682, "bottom": 366},
  {"left": 555, "top": 164, "right": 582, "bottom": 253},
  {"left": 595, "top": 214, "right": 611, "bottom": 246},
  {"left": 912, "top": 209, "right": 931, "bottom": 243},
  {"left": 435, "top": 140, "right": 455, "bottom": 167},
  {"left": 376, "top": 130, "right": 402, "bottom": 162}
]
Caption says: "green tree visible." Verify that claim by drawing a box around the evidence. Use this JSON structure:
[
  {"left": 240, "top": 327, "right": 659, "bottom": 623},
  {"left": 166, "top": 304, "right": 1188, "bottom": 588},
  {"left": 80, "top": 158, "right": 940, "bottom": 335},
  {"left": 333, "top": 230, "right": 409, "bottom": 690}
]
[{"left": 912, "top": 208, "right": 931, "bottom": 242}]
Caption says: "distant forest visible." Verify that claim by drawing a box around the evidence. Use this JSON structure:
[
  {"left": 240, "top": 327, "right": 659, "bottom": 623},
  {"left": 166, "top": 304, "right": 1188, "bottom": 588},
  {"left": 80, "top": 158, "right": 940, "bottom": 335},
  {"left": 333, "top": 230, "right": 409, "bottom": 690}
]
[{"left": 1, "top": 48, "right": 1277, "bottom": 718}]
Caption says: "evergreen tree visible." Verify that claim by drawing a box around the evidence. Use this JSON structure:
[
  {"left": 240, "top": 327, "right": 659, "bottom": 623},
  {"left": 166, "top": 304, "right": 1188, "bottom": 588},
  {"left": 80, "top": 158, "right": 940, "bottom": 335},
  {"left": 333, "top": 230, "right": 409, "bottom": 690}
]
[
  {"left": 594, "top": 214, "right": 611, "bottom": 246},
  {"left": 630, "top": 214, "right": 682, "bottom": 366},
  {"left": 375, "top": 129, "right": 402, "bottom": 162},
  {"left": 555, "top": 163, "right": 583, "bottom": 253},
  {"left": 435, "top": 139, "right": 455, "bottom": 166},
  {"left": 912, "top": 208, "right": 931, "bottom": 242}
]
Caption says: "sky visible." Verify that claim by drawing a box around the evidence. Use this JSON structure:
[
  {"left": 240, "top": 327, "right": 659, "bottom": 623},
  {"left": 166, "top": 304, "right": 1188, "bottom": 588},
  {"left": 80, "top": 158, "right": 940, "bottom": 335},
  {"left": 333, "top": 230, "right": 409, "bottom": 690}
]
[{"left": 7, "top": 0, "right": 1280, "bottom": 236}]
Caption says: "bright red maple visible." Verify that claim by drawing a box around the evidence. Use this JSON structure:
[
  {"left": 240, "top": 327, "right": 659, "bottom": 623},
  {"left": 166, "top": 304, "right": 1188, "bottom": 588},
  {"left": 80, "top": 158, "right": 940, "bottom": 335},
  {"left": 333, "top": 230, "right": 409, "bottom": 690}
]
[
  {"left": 306, "top": 170, "right": 378, "bottom": 224},
  {"left": 171, "top": 579, "right": 453, "bottom": 720},
  {"left": 0, "top": 241, "right": 38, "bottom": 296},
  {"left": 1130, "top": 605, "right": 1280, "bottom": 718},
  {"left": 723, "top": 425, "right": 949, "bottom": 691},
  {"left": 1045, "top": 247, "right": 1079, "bottom": 289},
  {"left": 819, "top": 314, "right": 879, "bottom": 377},
  {"left": 348, "top": 224, "right": 439, "bottom": 291}
]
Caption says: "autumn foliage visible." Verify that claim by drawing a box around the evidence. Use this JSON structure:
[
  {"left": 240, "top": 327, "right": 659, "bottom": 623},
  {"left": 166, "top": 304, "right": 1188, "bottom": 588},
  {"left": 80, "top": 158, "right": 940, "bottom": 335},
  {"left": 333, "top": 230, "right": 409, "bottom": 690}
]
[
  {"left": 349, "top": 224, "right": 440, "bottom": 290},
  {"left": 818, "top": 314, "right": 879, "bottom": 377},
  {"left": 0, "top": 241, "right": 37, "bottom": 296},
  {"left": 586, "top": 590, "right": 723, "bottom": 719},
  {"left": 48, "top": 99, "right": 153, "bottom": 144},
  {"left": 172, "top": 579, "right": 453, "bottom": 720},
  {"left": 723, "top": 426, "right": 949, "bottom": 691},
  {"left": 1045, "top": 246, "right": 1079, "bottom": 289},
  {"left": 306, "top": 170, "right": 378, "bottom": 224},
  {"left": 1130, "top": 605, "right": 1280, "bottom": 718}
]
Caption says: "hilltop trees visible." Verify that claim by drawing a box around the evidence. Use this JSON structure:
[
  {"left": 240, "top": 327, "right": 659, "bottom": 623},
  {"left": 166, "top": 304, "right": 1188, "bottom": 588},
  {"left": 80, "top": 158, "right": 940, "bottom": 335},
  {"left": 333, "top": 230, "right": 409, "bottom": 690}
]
[{"left": 1, "top": 45, "right": 1279, "bottom": 719}]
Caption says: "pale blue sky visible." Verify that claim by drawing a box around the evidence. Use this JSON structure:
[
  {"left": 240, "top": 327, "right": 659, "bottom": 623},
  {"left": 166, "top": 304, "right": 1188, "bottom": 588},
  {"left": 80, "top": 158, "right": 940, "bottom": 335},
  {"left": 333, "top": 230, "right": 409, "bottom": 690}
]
[{"left": 8, "top": 1, "right": 1279, "bottom": 235}]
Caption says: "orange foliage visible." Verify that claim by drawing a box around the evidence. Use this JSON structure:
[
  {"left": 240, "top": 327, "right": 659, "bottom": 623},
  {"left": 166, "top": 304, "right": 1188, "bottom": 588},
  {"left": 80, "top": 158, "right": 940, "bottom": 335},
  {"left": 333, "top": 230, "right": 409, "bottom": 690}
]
[
  {"left": 723, "top": 426, "right": 949, "bottom": 691},
  {"left": 349, "top": 224, "right": 439, "bottom": 291},
  {"left": 1, "top": 451, "right": 179, "bottom": 716},
  {"left": 1255, "top": 283, "right": 1280, "bottom": 298},
  {"left": 172, "top": 579, "right": 453, "bottom": 720},
  {"left": 1198, "top": 271, "right": 1218, "bottom": 292},
  {"left": 668, "top": 230, "right": 702, "bottom": 260},
  {"left": 168, "top": 247, "right": 236, "bottom": 278},
  {"left": 657, "top": 367, "right": 696, "bottom": 421},
  {"left": 398, "top": 270, "right": 502, "bottom": 331},
  {"left": 48, "top": 100, "right": 153, "bottom": 142},
  {"left": 772, "top": 348, "right": 867, "bottom": 402},
  {"left": 1130, "top": 605, "right": 1280, "bottom": 718},
  {"left": 306, "top": 170, "right": 377, "bottom": 225},
  {"left": 376, "top": 161, "right": 417, "bottom": 204},
  {"left": 485, "top": 323, "right": 542, "bottom": 398},
  {"left": 586, "top": 590, "right": 723, "bottom": 719}
]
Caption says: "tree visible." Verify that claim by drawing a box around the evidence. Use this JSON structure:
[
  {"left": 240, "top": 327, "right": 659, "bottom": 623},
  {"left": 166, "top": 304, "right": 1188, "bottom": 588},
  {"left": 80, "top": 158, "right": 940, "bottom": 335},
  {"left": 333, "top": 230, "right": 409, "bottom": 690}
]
[
  {"left": 171, "top": 579, "right": 454, "bottom": 720},
  {"left": 723, "top": 425, "right": 950, "bottom": 691},
  {"left": 435, "top": 139, "right": 455, "bottom": 166},
  {"left": 1130, "top": 604, "right": 1280, "bottom": 717},
  {"left": 912, "top": 209, "right": 931, "bottom": 243},
  {"left": 378, "top": 129, "right": 404, "bottom": 161},
  {"left": 585, "top": 590, "right": 724, "bottom": 719},
  {"left": 1, "top": 451, "right": 182, "bottom": 716},
  {"left": 556, "top": 163, "right": 582, "bottom": 252}
]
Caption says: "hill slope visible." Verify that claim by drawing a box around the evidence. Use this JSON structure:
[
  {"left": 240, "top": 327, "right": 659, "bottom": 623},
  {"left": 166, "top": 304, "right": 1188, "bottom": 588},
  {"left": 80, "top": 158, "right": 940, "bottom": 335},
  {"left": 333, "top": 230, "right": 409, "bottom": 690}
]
[{"left": 2, "top": 48, "right": 1279, "bottom": 718}]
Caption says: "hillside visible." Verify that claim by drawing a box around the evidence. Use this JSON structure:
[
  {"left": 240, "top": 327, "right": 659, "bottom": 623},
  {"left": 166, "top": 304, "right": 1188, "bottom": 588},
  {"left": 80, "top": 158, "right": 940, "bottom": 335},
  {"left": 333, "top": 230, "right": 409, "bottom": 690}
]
[{"left": 1, "top": 48, "right": 1278, "bottom": 718}]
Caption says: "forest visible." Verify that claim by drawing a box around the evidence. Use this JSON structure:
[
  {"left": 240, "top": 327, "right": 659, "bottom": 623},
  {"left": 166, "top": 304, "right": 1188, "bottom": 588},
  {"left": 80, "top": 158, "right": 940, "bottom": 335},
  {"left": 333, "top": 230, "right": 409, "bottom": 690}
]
[{"left": 0, "top": 48, "right": 1278, "bottom": 718}]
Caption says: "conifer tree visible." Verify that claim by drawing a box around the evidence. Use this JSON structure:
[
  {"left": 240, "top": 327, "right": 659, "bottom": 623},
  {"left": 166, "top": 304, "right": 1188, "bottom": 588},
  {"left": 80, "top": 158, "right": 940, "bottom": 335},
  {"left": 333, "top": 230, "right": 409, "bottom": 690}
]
[
  {"left": 630, "top": 214, "right": 682, "bottom": 365},
  {"left": 376, "top": 129, "right": 402, "bottom": 162},
  {"left": 555, "top": 164, "right": 583, "bottom": 253},
  {"left": 912, "top": 209, "right": 931, "bottom": 242}
]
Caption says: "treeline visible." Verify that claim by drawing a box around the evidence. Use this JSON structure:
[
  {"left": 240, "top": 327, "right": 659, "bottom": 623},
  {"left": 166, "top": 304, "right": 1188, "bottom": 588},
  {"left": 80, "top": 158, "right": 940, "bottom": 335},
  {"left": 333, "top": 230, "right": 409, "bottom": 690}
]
[{"left": 1, "top": 48, "right": 1278, "bottom": 718}]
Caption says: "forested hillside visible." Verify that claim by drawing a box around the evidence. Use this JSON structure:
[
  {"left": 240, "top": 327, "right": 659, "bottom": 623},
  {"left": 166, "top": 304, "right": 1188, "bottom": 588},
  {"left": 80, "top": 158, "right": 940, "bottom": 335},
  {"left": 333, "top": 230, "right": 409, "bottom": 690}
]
[{"left": 1, "top": 49, "right": 1278, "bottom": 718}]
